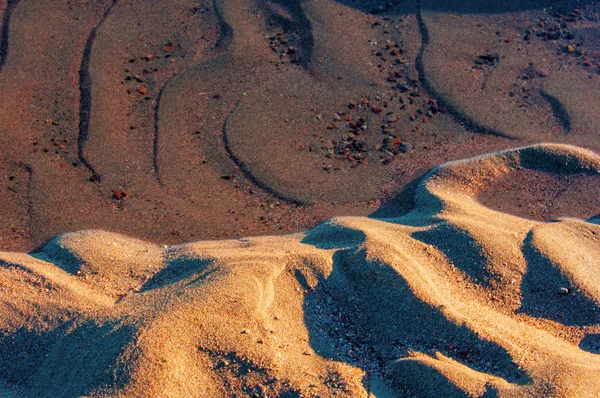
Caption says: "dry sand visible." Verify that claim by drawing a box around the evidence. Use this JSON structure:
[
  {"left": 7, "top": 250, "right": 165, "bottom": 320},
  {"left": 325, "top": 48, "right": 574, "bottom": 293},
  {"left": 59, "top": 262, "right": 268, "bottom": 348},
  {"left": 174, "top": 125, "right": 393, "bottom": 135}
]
[
  {"left": 2, "top": 0, "right": 600, "bottom": 396},
  {"left": 2, "top": 144, "right": 600, "bottom": 397}
]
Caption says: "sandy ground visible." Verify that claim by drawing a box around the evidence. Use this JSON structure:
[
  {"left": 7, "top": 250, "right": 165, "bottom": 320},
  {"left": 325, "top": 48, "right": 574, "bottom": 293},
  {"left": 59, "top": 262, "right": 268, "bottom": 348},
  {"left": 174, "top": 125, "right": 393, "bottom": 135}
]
[
  {"left": 0, "top": 0, "right": 599, "bottom": 252},
  {"left": 2, "top": 0, "right": 600, "bottom": 396},
  {"left": 2, "top": 144, "right": 600, "bottom": 397}
]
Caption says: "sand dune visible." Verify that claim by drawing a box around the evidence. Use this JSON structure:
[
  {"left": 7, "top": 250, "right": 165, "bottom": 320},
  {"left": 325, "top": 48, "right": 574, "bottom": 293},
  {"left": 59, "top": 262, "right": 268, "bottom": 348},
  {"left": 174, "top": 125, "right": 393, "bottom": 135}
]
[{"left": 1, "top": 144, "right": 600, "bottom": 397}]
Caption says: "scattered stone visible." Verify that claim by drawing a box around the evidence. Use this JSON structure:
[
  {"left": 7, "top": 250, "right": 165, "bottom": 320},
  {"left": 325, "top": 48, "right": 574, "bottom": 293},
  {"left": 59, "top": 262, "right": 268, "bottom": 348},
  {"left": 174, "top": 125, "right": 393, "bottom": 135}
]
[
  {"left": 399, "top": 142, "right": 413, "bottom": 153},
  {"left": 112, "top": 190, "right": 129, "bottom": 200},
  {"left": 475, "top": 53, "right": 499, "bottom": 66},
  {"left": 241, "top": 329, "right": 250, "bottom": 334},
  {"left": 396, "top": 82, "right": 410, "bottom": 92},
  {"left": 558, "top": 287, "right": 570, "bottom": 295}
]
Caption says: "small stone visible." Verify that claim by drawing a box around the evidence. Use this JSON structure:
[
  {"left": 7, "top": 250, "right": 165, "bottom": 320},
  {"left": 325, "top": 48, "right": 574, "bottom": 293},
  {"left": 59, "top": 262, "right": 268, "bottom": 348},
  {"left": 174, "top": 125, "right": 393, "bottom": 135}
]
[
  {"left": 371, "top": 105, "right": 383, "bottom": 114},
  {"left": 566, "top": 44, "right": 575, "bottom": 53},
  {"left": 546, "top": 31, "right": 560, "bottom": 40},
  {"left": 399, "top": 142, "right": 413, "bottom": 153},
  {"left": 396, "top": 82, "right": 409, "bottom": 92},
  {"left": 558, "top": 287, "right": 570, "bottom": 295},
  {"left": 241, "top": 329, "right": 250, "bottom": 334},
  {"left": 137, "top": 87, "right": 148, "bottom": 95},
  {"left": 112, "top": 190, "right": 128, "bottom": 200},
  {"left": 303, "top": 351, "right": 313, "bottom": 356}
]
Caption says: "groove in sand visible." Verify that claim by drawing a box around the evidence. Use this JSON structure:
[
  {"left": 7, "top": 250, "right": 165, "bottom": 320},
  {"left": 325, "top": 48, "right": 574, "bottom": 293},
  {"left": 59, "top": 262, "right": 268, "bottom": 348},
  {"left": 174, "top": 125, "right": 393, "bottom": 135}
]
[
  {"left": 540, "top": 89, "right": 571, "bottom": 135},
  {"left": 77, "top": 0, "right": 118, "bottom": 183},
  {"left": 415, "top": 0, "right": 515, "bottom": 140},
  {"left": 153, "top": 0, "right": 233, "bottom": 187},
  {"left": 0, "top": 0, "right": 20, "bottom": 73},
  {"left": 222, "top": 101, "right": 307, "bottom": 206}
]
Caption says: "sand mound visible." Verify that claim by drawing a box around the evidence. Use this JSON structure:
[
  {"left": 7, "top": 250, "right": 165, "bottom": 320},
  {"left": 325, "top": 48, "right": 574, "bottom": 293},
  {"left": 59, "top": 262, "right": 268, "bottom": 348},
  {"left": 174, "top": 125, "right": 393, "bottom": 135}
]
[{"left": 2, "top": 144, "right": 600, "bottom": 397}]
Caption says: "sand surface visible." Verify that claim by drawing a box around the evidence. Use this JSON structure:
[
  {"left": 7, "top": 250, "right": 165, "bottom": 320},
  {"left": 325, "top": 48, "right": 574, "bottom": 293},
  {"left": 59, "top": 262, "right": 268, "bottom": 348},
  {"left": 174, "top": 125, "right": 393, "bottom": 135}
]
[
  {"left": 2, "top": 144, "right": 600, "bottom": 397},
  {"left": 2, "top": 0, "right": 600, "bottom": 396},
  {"left": 1, "top": 0, "right": 600, "bottom": 251}
]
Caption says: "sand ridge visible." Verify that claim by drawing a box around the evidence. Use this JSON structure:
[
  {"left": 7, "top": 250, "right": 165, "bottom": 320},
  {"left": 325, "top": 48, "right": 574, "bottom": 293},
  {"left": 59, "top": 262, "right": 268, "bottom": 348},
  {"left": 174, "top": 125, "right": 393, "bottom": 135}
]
[{"left": 1, "top": 144, "right": 600, "bottom": 397}]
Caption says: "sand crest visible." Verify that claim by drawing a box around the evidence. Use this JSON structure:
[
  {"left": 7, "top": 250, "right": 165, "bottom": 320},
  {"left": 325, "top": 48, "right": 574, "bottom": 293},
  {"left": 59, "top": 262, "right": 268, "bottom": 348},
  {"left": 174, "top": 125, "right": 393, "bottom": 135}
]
[{"left": 1, "top": 144, "right": 600, "bottom": 397}]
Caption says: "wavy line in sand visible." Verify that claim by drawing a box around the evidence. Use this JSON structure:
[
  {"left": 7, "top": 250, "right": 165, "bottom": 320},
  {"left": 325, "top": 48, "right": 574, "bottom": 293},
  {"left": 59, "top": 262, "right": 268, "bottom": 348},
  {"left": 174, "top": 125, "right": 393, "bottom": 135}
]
[
  {"left": 77, "top": 0, "right": 118, "bottom": 183},
  {"left": 0, "top": 0, "right": 19, "bottom": 73},
  {"left": 415, "top": 0, "right": 515, "bottom": 140},
  {"left": 152, "top": 0, "right": 234, "bottom": 187}
]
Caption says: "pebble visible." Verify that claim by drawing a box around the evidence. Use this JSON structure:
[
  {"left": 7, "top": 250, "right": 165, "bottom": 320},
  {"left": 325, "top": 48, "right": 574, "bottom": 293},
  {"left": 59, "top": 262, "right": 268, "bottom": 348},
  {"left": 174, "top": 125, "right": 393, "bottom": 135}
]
[
  {"left": 112, "top": 190, "right": 129, "bottom": 200},
  {"left": 399, "top": 142, "right": 413, "bottom": 153},
  {"left": 558, "top": 287, "right": 570, "bottom": 295},
  {"left": 241, "top": 329, "right": 250, "bottom": 334}
]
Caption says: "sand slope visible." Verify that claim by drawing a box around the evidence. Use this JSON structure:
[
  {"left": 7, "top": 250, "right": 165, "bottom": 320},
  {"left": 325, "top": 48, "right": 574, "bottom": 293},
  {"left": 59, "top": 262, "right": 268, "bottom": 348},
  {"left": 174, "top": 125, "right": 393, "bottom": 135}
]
[{"left": 2, "top": 144, "right": 600, "bottom": 397}]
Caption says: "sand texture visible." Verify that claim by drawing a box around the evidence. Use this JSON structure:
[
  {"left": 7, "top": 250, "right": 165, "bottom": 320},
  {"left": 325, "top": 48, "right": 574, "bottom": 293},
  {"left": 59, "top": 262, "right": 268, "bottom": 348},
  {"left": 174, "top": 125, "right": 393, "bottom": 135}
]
[
  {"left": 3, "top": 0, "right": 600, "bottom": 251},
  {"left": 2, "top": 144, "right": 600, "bottom": 397}
]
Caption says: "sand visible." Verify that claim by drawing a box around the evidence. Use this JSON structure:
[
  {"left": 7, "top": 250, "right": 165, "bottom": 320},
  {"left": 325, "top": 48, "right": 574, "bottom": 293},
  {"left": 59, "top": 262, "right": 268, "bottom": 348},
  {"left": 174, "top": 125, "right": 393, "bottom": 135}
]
[
  {"left": 1, "top": 144, "right": 600, "bottom": 397},
  {"left": 2, "top": 0, "right": 600, "bottom": 251},
  {"left": 2, "top": 0, "right": 600, "bottom": 396}
]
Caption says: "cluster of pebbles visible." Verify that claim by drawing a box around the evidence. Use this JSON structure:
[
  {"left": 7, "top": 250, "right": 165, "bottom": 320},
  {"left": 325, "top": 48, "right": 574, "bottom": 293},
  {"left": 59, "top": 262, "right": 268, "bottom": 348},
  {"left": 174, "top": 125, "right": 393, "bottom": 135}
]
[
  {"left": 318, "top": 16, "right": 443, "bottom": 170},
  {"left": 526, "top": 4, "right": 600, "bottom": 70}
]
